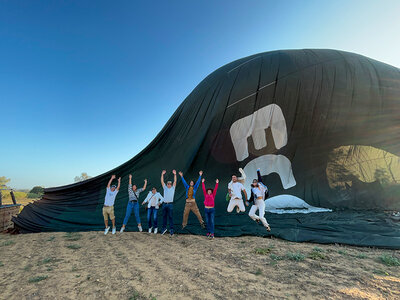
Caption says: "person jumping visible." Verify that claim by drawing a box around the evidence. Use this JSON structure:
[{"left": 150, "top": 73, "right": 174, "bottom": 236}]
[{"left": 179, "top": 170, "right": 205, "bottom": 230}]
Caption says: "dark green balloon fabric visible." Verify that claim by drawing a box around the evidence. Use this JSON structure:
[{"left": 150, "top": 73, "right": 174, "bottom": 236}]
[{"left": 12, "top": 49, "right": 400, "bottom": 248}]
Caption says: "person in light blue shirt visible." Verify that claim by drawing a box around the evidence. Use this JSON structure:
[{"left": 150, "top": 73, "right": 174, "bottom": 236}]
[{"left": 160, "top": 170, "right": 177, "bottom": 236}]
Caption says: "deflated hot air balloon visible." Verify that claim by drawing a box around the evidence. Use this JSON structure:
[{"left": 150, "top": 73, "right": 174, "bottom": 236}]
[{"left": 13, "top": 49, "right": 400, "bottom": 248}]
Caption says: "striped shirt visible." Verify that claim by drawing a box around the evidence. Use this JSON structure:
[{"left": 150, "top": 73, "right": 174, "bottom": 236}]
[{"left": 128, "top": 184, "right": 143, "bottom": 201}]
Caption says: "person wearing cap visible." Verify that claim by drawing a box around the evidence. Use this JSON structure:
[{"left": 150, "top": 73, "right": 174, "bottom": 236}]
[
  {"left": 142, "top": 187, "right": 164, "bottom": 233},
  {"left": 160, "top": 170, "right": 177, "bottom": 236},
  {"left": 178, "top": 170, "right": 205, "bottom": 230},
  {"left": 103, "top": 175, "right": 121, "bottom": 235},
  {"left": 120, "top": 174, "right": 147, "bottom": 233},
  {"left": 201, "top": 177, "right": 219, "bottom": 239}
]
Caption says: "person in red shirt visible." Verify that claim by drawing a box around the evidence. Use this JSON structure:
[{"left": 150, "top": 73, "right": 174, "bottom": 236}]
[{"left": 201, "top": 177, "right": 219, "bottom": 239}]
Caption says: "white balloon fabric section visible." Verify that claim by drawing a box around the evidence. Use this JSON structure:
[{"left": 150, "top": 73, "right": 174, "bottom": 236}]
[{"left": 265, "top": 194, "right": 332, "bottom": 214}]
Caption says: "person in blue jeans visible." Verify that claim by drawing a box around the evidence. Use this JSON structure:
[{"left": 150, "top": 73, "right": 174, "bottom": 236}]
[
  {"left": 120, "top": 174, "right": 147, "bottom": 233},
  {"left": 201, "top": 177, "right": 219, "bottom": 238},
  {"left": 160, "top": 170, "right": 177, "bottom": 236},
  {"left": 142, "top": 187, "right": 164, "bottom": 234}
]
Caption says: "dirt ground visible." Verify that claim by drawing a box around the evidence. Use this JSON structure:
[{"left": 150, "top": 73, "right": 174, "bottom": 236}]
[{"left": 0, "top": 231, "right": 399, "bottom": 300}]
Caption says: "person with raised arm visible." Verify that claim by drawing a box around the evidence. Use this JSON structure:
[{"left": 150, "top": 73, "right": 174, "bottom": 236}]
[
  {"left": 227, "top": 173, "right": 248, "bottom": 214},
  {"left": 103, "top": 175, "right": 121, "bottom": 235},
  {"left": 201, "top": 177, "right": 219, "bottom": 239},
  {"left": 227, "top": 168, "right": 246, "bottom": 212},
  {"left": 120, "top": 174, "right": 147, "bottom": 233},
  {"left": 142, "top": 187, "right": 164, "bottom": 234},
  {"left": 179, "top": 170, "right": 205, "bottom": 230},
  {"left": 248, "top": 168, "right": 271, "bottom": 231},
  {"left": 160, "top": 170, "right": 177, "bottom": 236}
]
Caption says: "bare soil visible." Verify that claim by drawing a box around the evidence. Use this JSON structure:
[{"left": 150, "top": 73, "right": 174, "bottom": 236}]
[{"left": 0, "top": 232, "right": 399, "bottom": 299}]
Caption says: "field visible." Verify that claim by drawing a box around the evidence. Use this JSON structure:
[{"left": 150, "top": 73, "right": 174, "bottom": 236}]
[{"left": 0, "top": 232, "right": 399, "bottom": 300}]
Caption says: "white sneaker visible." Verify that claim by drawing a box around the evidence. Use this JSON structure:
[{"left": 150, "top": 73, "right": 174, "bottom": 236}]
[
  {"left": 104, "top": 226, "right": 110, "bottom": 235},
  {"left": 148, "top": 227, "right": 152, "bottom": 233},
  {"left": 112, "top": 227, "right": 116, "bottom": 234},
  {"left": 120, "top": 227, "right": 125, "bottom": 233},
  {"left": 154, "top": 228, "right": 158, "bottom": 234},
  {"left": 161, "top": 229, "right": 168, "bottom": 235},
  {"left": 138, "top": 225, "right": 143, "bottom": 232}
]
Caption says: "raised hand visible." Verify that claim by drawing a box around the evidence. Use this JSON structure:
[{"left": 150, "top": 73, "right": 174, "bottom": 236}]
[
  {"left": 144, "top": 179, "right": 147, "bottom": 183},
  {"left": 202, "top": 178, "right": 205, "bottom": 183},
  {"left": 178, "top": 171, "right": 183, "bottom": 177},
  {"left": 172, "top": 170, "right": 176, "bottom": 175},
  {"left": 129, "top": 174, "right": 132, "bottom": 179},
  {"left": 111, "top": 175, "right": 116, "bottom": 180},
  {"left": 216, "top": 179, "right": 219, "bottom": 183},
  {"left": 162, "top": 170, "right": 166, "bottom": 175},
  {"left": 118, "top": 177, "right": 121, "bottom": 182},
  {"left": 199, "top": 170, "right": 203, "bottom": 176}
]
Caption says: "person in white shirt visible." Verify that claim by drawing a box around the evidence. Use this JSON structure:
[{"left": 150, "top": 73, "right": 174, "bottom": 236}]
[
  {"left": 249, "top": 179, "right": 271, "bottom": 231},
  {"left": 160, "top": 170, "right": 177, "bottom": 236},
  {"left": 227, "top": 168, "right": 246, "bottom": 213},
  {"left": 142, "top": 187, "right": 164, "bottom": 233},
  {"left": 103, "top": 175, "right": 121, "bottom": 235},
  {"left": 227, "top": 174, "right": 248, "bottom": 213}
]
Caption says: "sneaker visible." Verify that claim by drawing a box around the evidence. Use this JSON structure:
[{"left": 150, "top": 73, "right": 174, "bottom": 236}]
[
  {"left": 236, "top": 207, "right": 240, "bottom": 213},
  {"left": 170, "top": 232, "right": 174, "bottom": 237},
  {"left": 265, "top": 224, "right": 271, "bottom": 232},
  {"left": 104, "top": 226, "right": 110, "bottom": 235},
  {"left": 210, "top": 234, "right": 214, "bottom": 239},
  {"left": 161, "top": 229, "right": 168, "bottom": 235},
  {"left": 154, "top": 228, "right": 158, "bottom": 234},
  {"left": 148, "top": 227, "right": 152, "bottom": 233},
  {"left": 120, "top": 227, "right": 125, "bottom": 233},
  {"left": 112, "top": 227, "right": 116, "bottom": 234},
  {"left": 206, "top": 233, "right": 210, "bottom": 237},
  {"left": 138, "top": 225, "right": 143, "bottom": 232}
]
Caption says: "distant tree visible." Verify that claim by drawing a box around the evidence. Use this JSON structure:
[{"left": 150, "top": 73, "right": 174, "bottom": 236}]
[
  {"left": 74, "top": 172, "right": 92, "bottom": 182},
  {"left": 29, "top": 186, "right": 44, "bottom": 196},
  {"left": 0, "top": 176, "right": 10, "bottom": 188}
]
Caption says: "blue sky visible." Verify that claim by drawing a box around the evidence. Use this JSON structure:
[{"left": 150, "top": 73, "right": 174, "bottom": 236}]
[{"left": 1, "top": 0, "right": 399, "bottom": 189}]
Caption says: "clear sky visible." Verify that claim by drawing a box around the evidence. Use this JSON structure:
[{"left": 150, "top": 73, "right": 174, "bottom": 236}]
[{"left": 1, "top": 0, "right": 399, "bottom": 189}]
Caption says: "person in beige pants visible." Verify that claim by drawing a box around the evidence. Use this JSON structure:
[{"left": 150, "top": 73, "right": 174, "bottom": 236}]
[{"left": 179, "top": 170, "right": 205, "bottom": 229}]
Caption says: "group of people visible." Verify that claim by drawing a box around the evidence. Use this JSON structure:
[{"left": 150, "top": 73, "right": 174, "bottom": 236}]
[{"left": 102, "top": 168, "right": 270, "bottom": 238}]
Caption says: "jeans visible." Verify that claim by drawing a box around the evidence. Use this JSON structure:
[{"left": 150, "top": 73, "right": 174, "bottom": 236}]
[
  {"left": 123, "top": 201, "right": 141, "bottom": 226},
  {"left": 204, "top": 207, "right": 215, "bottom": 234},
  {"left": 147, "top": 206, "right": 159, "bottom": 229},
  {"left": 161, "top": 203, "right": 174, "bottom": 234}
]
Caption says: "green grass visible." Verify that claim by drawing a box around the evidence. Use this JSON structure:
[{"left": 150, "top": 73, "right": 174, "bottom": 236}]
[
  {"left": 0, "top": 261, "right": 3, "bottom": 267},
  {"left": 378, "top": 254, "right": 400, "bottom": 266},
  {"left": 286, "top": 252, "right": 305, "bottom": 261},
  {"left": 308, "top": 249, "right": 328, "bottom": 260},
  {"left": 28, "top": 275, "right": 48, "bottom": 283},
  {"left": 0, "top": 240, "right": 15, "bottom": 247},
  {"left": 254, "top": 247, "right": 273, "bottom": 255},
  {"left": 23, "top": 264, "right": 32, "bottom": 271},
  {"left": 337, "top": 250, "right": 348, "bottom": 256},
  {"left": 66, "top": 244, "right": 81, "bottom": 250},
  {"left": 313, "top": 247, "right": 324, "bottom": 252},
  {"left": 47, "top": 236, "right": 55, "bottom": 242},
  {"left": 356, "top": 253, "right": 367, "bottom": 259},
  {"left": 38, "top": 257, "right": 58, "bottom": 265},
  {"left": 270, "top": 254, "right": 284, "bottom": 261},
  {"left": 254, "top": 268, "right": 263, "bottom": 276},
  {"left": 64, "top": 232, "right": 82, "bottom": 241}
]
